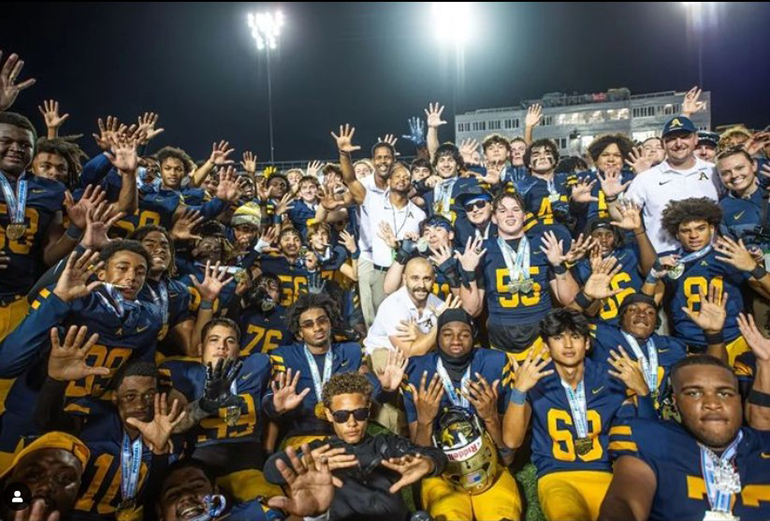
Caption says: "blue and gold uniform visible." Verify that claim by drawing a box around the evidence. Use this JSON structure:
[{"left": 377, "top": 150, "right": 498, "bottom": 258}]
[
  {"left": 237, "top": 305, "right": 289, "bottom": 356},
  {"left": 504, "top": 171, "right": 576, "bottom": 226},
  {"left": 660, "top": 248, "right": 751, "bottom": 365},
  {"left": 576, "top": 169, "right": 635, "bottom": 223},
  {"left": 422, "top": 176, "right": 481, "bottom": 225},
  {"left": 287, "top": 200, "right": 318, "bottom": 237},
  {"left": 590, "top": 322, "right": 687, "bottom": 411},
  {"left": 573, "top": 246, "right": 642, "bottom": 325},
  {"left": 71, "top": 408, "right": 153, "bottom": 521},
  {"left": 0, "top": 287, "right": 162, "bottom": 467},
  {"left": 177, "top": 264, "right": 238, "bottom": 315},
  {"left": 720, "top": 188, "right": 768, "bottom": 250},
  {"left": 609, "top": 418, "right": 770, "bottom": 521},
  {"left": 162, "top": 353, "right": 281, "bottom": 502},
  {"left": 142, "top": 277, "right": 192, "bottom": 347},
  {"left": 735, "top": 351, "right": 758, "bottom": 399},
  {"left": 477, "top": 229, "right": 555, "bottom": 358},
  {"left": 256, "top": 255, "right": 313, "bottom": 308},
  {"left": 262, "top": 342, "right": 382, "bottom": 447},
  {"left": 403, "top": 349, "right": 522, "bottom": 521},
  {"left": 0, "top": 173, "right": 66, "bottom": 339},
  {"left": 529, "top": 358, "right": 651, "bottom": 521}
]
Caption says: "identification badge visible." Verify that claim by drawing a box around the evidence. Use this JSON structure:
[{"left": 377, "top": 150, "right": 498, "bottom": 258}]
[
  {"left": 5, "top": 223, "right": 26, "bottom": 240},
  {"left": 575, "top": 437, "right": 593, "bottom": 456}
]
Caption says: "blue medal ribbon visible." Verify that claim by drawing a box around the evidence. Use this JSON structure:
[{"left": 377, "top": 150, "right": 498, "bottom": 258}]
[
  {"left": 120, "top": 433, "right": 143, "bottom": 503},
  {"left": 0, "top": 170, "right": 28, "bottom": 224},
  {"left": 435, "top": 359, "right": 470, "bottom": 410},
  {"left": 699, "top": 431, "right": 743, "bottom": 513}
]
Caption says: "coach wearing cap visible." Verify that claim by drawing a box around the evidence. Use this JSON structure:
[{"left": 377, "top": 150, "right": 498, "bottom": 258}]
[
  {"left": 695, "top": 131, "right": 720, "bottom": 162},
  {"left": 610, "top": 116, "right": 720, "bottom": 253}
]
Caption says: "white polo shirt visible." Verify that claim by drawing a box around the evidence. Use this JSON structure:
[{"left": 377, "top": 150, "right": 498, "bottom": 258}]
[
  {"left": 362, "top": 189, "right": 426, "bottom": 268},
  {"left": 624, "top": 157, "right": 720, "bottom": 253},
  {"left": 357, "top": 175, "right": 388, "bottom": 263},
  {"left": 363, "top": 285, "right": 445, "bottom": 354}
]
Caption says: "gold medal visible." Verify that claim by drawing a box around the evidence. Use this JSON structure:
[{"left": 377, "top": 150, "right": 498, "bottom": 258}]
[
  {"left": 225, "top": 405, "right": 241, "bottom": 427},
  {"left": 575, "top": 436, "right": 593, "bottom": 456},
  {"left": 520, "top": 278, "right": 534, "bottom": 294},
  {"left": 668, "top": 263, "right": 685, "bottom": 280},
  {"left": 314, "top": 402, "right": 327, "bottom": 420},
  {"left": 115, "top": 499, "right": 139, "bottom": 521},
  {"left": 5, "top": 223, "right": 26, "bottom": 240}
]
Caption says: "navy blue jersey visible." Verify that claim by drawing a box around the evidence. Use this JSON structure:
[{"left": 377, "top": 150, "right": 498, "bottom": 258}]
[
  {"left": 263, "top": 342, "right": 380, "bottom": 439},
  {"left": 735, "top": 351, "right": 757, "bottom": 399},
  {"left": 287, "top": 200, "right": 318, "bottom": 237},
  {"left": 661, "top": 249, "right": 750, "bottom": 348},
  {"left": 258, "top": 255, "right": 313, "bottom": 307},
  {"left": 141, "top": 277, "right": 192, "bottom": 343},
  {"left": 720, "top": 189, "right": 769, "bottom": 250},
  {"left": 238, "top": 305, "right": 290, "bottom": 356},
  {"left": 225, "top": 499, "right": 284, "bottom": 521},
  {"left": 504, "top": 172, "right": 576, "bottom": 227},
  {"left": 575, "top": 169, "right": 635, "bottom": 224},
  {"left": 178, "top": 265, "right": 237, "bottom": 315},
  {"left": 402, "top": 349, "right": 511, "bottom": 426},
  {"left": 590, "top": 323, "right": 687, "bottom": 411},
  {"left": 528, "top": 358, "right": 643, "bottom": 478},
  {"left": 72, "top": 411, "right": 154, "bottom": 521},
  {"left": 422, "top": 176, "right": 481, "bottom": 225},
  {"left": 477, "top": 231, "right": 554, "bottom": 328},
  {"left": 162, "top": 354, "right": 271, "bottom": 448},
  {"left": 0, "top": 173, "right": 66, "bottom": 296},
  {"left": 610, "top": 418, "right": 770, "bottom": 521},
  {"left": 573, "top": 246, "right": 642, "bottom": 325}
]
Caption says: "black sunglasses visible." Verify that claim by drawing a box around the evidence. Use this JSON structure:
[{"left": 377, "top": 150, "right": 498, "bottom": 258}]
[
  {"left": 464, "top": 200, "right": 489, "bottom": 211},
  {"left": 331, "top": 407, "right": 369, "bottom": 423}
]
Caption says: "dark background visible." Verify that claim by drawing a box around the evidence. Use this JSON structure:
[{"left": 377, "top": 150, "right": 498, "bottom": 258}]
[{"left": 4, "top": 2, "right": 769, "bottom": 162}]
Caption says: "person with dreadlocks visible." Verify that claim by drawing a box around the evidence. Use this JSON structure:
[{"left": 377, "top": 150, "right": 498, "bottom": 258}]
[
  {"left": 642, "top": 197, "right": 770, "bottom": 366},
  {"left": 32, "top": 137, "right": 89, "bottom": 189},
  {"left": 262, "top": 293, "right": 403, "bottom": 451}
]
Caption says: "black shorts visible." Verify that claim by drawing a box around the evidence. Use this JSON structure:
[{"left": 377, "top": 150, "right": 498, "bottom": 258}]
[{"left": 487, "top": 320, "right": 539, "bottom": 354}]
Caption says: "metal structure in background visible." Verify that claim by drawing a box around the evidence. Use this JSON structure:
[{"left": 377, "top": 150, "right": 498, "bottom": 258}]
[{"left": 248, "top": 11, "right": 284, "bottom": 164}]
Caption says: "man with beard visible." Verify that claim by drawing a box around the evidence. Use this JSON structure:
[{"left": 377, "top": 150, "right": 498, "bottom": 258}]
[
  {"left": 382, "top": 215, "right": 462, "bottom": 301},
  {"left": 458, "top": 192, "right": 580, "bottom": 361},
  {"left": 600, "top": 355, "right": 770, "bottom": 521},
  {"left": 404, "top": 309, "right": 520, "bottom": 521},
  {"left": 231, "top": 273, "right": 289, "bottom": 356},
  {"left": 0, "top": 431, "right": 90, "bottom": 521},
  {"left": 607, "top": 116, "right": 720, "bottom": 253},
  {"left": 0, "top": 243, "right": 163, "bottom": 468},
  {"left": 503, "top": 309, "right": 655, "bottom": 521},
  {"left": 264, "top": 372, "right": 445, "bottom": 521}
]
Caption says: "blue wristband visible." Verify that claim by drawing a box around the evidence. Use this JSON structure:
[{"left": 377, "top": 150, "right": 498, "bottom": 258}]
[
  {"left": 200, "top": 300, "right": 214, "bottom": 310},
  {"left": 509, "top": 388, "right": 527, "bottom": 405},
  {"left": 645, "top": 272, "right": 659, "bottom": 285},
  {"left": 65, "top": 223, "right": 83, "bottom": 240}
]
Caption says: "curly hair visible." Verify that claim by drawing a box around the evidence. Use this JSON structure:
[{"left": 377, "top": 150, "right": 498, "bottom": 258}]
[
  {"left": 322, "top": 372, "right": 373, "bottom": 408},
  {"left": 155, "top": 146, "right": 195, "bottom": 174},
  {"left": 482, "top": 134, "right": 511, "bottom": 154},
  {"left": 36, "top": 137, "right": 89, "bottom": 188},
  {"left": 432, "top": 142, "right": 466, "bottom": 172},
  {"left": 523, "top": 139, "right": 560, "bottom": 169},
  {"left": 587, "top": 134, "right": 635, "bottom": 163},
  {"left": 285, "top": 293, "right": 344, "bottom": 339},
  {"left": 661, "top": 197, "right": 723, "bottom": 237}
]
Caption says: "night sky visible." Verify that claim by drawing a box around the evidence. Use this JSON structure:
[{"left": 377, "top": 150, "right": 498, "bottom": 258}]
[{"left": 4, "top": 2, "right": 770, "bottom": 163}]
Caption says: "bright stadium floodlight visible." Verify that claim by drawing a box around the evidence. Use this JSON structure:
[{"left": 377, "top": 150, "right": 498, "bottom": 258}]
[
  {"left": 247, "top": 10, "right": 285, "bottom": 163},
  {"left": 432, "top": 2, "right": 473, "bottom": 46}
]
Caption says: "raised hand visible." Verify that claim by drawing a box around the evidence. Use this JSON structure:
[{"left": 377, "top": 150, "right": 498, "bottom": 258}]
[
  {"left": 744, "top": 132, "right": 770, "bottom": 157},
  {"left": 241, "top": 151, "right": 258, "bottom": 174},
  {"left": 256, "top": 224, "right": 279, "bottom": 253},
  {"left": 461, "top": 373, "right": 500, "bottom": 422},
  {"left": 610, "top": 199, "right": 643, "bottom": 231},
  {"left": 210, "top": 140, "right": 235, "bottom": 167},
  {"left": 378, "top": 134, "right": 399, "bottom": 155},
  {"left": 126, "top": 393, "right": 186, "bottom": 454},
  {"left": 331, "top": 124, "right": 362, "bottom": 154},
  {"left": 539, "top": 230, "right": 568, "bottom": 267},
  {"left": 191, "top": 261, "right": 234, "bottom": 302},
  {"left": 459, "top": 138, "right": 481, "bottom": 165},
  {"left": 199, "top": 358, "right": 245, "bottom": 413},
  {"left": 525, "top": 104, "right": 543, "bottom": 128},
  {"left": 583, "top": 255, "right": 624, "bottom": 300},
  {"left": 12, "top": 498, "right": 60, "bottom": 521},
  {"left": 0, "top": 50, "right": 36, "bottom": 112},
  {"left": 375, "top": 349, "right": 408, "bottom": 392},
  {"left": 714, "top": 236, "right": 759, "bottom": 272},
  {"left": 81, "top": 201, "right": 124, "bottom": 250},
  {"left": 272, "top": 368, "right": 311, "bottom": 414},
  {"left": 380, "top": 454, "right": 434, "bottom": 494},
  {"left": 625, "top": 146, "right": 652, "bottom": 175},
  {"left": 434, "top": 294, "right": 462, "bottom": 317},
  {"left": 170, "top": 208, "right": 204, "bottom": 241},
  {"left": 47, "top": 326, "right": 108, "bottom": 382},
  {"left": 402, "top": 116, "right": 426, "bottom": 147},
  {"left": 307, "top": 160, "right": 324, "bottom": 178},
  {"left": 608, "top": 347, "right": 649, "bottom": 396},
  {"left": 307, "top": 444, "right": 357, "bottom": 487},
  {"left": 681, "top": 282, "right": 727, "bottom": 334},
  {"left": 424, "top": 102, "right": 446, "bottom": 129},
  {"left": 563, "top": 233, "right": 596, "bottom": 264},
  {"left": 395, "top": 318, "right": 420, "bottom": 344},
  {"left": 682, "top": 86, "right": 706, "bottom": 117},
  {"left": 53, "top": 249, "right": 104, "bottom": 303},
  {"left": 455, "top": 236, "right": 487, "bottom": 272},
  {"left": 215, "top": 167, "right": 243, "bottom": 202},
  {"left": 570, "top": 178, "right": 598, "bottom": 204},
  {"left": 105, "top": 133, "right": 139, "bottom": 174},
  {"left": 37, "top": 99, "right": 69, "bottom": 131},
  {"left": 410, "top": 372, "right": 445, "bottom": 425},
  {"left": 136, "top": 112, "right": 164, "bottom": 143},
  {"left": 338, "top": 230, "right": 358, "bottom": 255},
  {"left": 274, "top": 192, "right": 296, "bottom": 217},
  {"left": 267, "top": 444, "right": 335, "bottom": 516},
  {"left": 511, "top": 348, "right": 553, "bottom": 393},
  {"left": 64, "top": 184, "right": 107, "bottom": 230},
  {"left": 92, "top": 116, "right": 125, "bottom": 151},
  {"left": 377, "top": 222, "right": 398, "bottom": 249},
  {"left": 428, "top": 244, "right": 453, "bottom": 267},
  {"left": 737, "top": 313, "right": 770, "bottom": 362},
  {"left": 596, "top": 168, "right": 631, "bottom": 198}
]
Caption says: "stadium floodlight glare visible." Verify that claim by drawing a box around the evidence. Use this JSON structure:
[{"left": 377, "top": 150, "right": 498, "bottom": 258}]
[
  {"left": 432, "top": 2, "right": 472, "bottom": 46},
  {"left": 247, "top": 11, "right": 284, "bottom": 51}
]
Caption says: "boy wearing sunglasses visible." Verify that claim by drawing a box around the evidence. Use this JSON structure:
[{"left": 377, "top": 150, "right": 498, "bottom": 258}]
[{"left": 264, "top": 372, "right": 446, "bottom": 521}]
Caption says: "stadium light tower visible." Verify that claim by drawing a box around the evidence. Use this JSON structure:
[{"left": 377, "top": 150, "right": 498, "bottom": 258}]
[
  {"left": 432, "top": 2, "right": 474, "bottom": 123},
  {"left": 248, "top": 11, "right": 284, "bottom": 163},
  {"left": 681, "top": 2, "right": 720, "bottom": 87}
]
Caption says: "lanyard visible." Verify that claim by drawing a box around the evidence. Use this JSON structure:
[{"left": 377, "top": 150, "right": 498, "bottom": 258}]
[
  {"left": 621, "top": 332, "right": 659, "bottom": 394},
  {"left": 699, "top": 431, "right": 743, "bottom": 513},
  {"left": 435, "top": 359, "right": 471, "bottom": 409},
  {"left": 120, "top": 433, "right": 143, "bottom": 501},
  {"left": 303, "top": 345, "right": 333, "bottom": 402},
  {"left": 561, "top": 378, "right": 589, "bottom": 438},
  {"left": 0, "top": 170, "right": 28, "bottom": 224},
  {"left": 433, "top": 178, "right": 458, "bottom": 218}
]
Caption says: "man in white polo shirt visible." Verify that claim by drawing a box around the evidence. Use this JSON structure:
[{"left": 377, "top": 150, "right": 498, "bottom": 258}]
[{"left": 606, "top": 116, "right": 720, "bottom": 253}]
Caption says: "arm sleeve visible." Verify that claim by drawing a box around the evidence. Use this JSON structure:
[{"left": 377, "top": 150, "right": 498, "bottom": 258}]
[
  {"left": 188, "top": 197, "right": 229, "bottom": 220},
  {"left": 78, "top": 153, "right": 114, "bottom": 189},
  {"left": 34, "top": 377, "right": 80, "bottom": 434}
]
